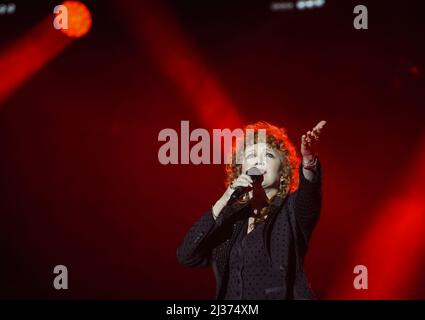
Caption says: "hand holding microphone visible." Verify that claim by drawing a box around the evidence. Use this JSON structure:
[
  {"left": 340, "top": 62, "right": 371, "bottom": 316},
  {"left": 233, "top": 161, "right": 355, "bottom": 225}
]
[
  {"left": 212, "top": 167, "right": 264, "bottom": 219},
  {"left": 229, "top": 167, "right": 264, "bottom": 203}
]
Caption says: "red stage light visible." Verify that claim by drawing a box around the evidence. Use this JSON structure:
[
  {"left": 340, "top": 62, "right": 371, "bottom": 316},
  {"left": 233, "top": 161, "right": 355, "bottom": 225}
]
[{"left": 59, "top": 1, "right": 92, "bottom": 38}]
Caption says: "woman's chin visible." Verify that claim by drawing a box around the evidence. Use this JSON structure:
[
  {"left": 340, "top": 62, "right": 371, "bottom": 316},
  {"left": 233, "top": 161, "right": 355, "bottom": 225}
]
[
  {"left": 261, "top": 182, "right": 280, "bottom": 191},
  {"left": 261, "top": 183, "right": 273, "bottom": 190}
]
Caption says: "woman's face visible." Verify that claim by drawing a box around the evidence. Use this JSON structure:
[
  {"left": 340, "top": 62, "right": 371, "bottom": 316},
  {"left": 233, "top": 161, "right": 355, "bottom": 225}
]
[{"left": 242, "top": 143, "right": 282, "bottom": 190}]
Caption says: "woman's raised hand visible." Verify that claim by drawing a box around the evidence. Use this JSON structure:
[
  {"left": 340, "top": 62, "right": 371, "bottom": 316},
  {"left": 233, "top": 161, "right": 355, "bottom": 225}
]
[{"left": 301, "top": 120, "right": 326, "bottom": 160}]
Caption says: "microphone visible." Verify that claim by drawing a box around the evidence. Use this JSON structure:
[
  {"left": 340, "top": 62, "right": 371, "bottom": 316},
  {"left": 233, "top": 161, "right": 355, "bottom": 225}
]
[{"left": 229, "top": 167, "right": 264, "bottom": 203}]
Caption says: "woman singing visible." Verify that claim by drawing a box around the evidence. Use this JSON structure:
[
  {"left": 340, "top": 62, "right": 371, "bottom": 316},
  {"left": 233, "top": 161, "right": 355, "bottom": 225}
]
[{"left": 176, "top": 120, "right": 326, "bottom": 300}]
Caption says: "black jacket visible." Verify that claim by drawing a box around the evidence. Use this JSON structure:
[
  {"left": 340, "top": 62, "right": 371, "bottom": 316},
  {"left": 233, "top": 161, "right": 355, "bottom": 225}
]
[{"left": 176, "top": 162, "right": 322, "bottom": 299}]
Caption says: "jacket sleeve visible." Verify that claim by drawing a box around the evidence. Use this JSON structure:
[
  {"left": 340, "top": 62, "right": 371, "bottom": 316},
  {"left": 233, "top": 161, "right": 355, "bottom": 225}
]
[
  {"left": 294, "top": 159, "right": 322, "bottom": 247},
  {"left": 176, "top": 206, "right": 233, "bottom": 268}
]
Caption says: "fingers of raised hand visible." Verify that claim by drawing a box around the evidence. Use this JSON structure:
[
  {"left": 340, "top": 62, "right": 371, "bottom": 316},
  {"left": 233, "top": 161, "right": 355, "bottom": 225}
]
[
  {"left": 308, "top": 131, "right": 316, "bottom": 142},
  {"left": 301, "top": 134, "right": 308, "bottom": 146},
  {"left": 309, "top": 120, "right": 327, "bottom": 141},
  {"left": 313, "top": 120, "right": 327, "bottom": 133},
  {"left": 308, "top": 129, "right": 319, "bottom": 141},
  {"left": 302, "top": 131, "right": 315, "bottom": 145}
]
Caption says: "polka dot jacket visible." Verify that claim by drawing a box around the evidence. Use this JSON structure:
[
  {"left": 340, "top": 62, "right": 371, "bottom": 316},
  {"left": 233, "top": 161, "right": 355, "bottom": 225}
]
[{"left": 176, "top": 161, "right": 322, "bottom": 300}]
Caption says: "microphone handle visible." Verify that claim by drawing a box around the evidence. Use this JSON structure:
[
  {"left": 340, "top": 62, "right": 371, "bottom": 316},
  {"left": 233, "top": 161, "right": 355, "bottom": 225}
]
[{"left": 229, "top": 186, "right": 248, "bottom": 202}]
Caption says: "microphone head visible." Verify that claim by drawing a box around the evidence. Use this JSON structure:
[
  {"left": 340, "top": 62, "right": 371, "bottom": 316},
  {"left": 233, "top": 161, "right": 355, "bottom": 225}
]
[
  {"left": 246, "top": 167, "right": 264, "bottom": 183},
  {"left": 229, "top": 167, "right": 264, "bottom": 202}
]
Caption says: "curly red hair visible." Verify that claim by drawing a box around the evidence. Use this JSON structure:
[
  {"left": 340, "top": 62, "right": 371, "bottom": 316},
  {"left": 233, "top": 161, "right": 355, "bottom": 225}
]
[{"left": 224, "top": 121, "right": 300, "bottom": 227}]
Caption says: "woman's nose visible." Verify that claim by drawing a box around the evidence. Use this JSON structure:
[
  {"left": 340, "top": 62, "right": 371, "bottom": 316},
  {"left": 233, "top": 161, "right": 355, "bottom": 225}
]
[{"left": 255, "top": 157, "right": 265, "bottom": 166}]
